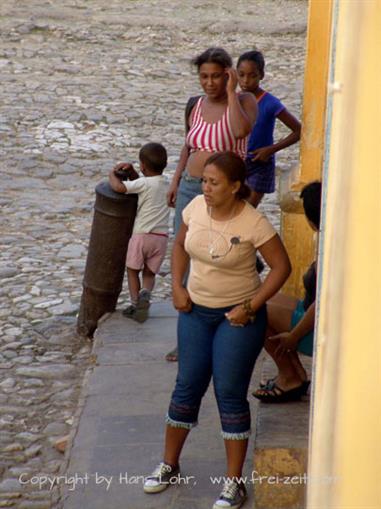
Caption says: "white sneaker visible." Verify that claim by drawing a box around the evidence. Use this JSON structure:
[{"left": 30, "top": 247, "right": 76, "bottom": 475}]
[
  {"left": 143, "top": 462, "right": 180, "bottom": 494},
  {"left": 213, "top": 478, "right": 247, "bottom": 509}
]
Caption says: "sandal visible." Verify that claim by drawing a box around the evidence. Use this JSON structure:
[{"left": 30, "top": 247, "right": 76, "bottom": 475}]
[
  {"left": 260, "top": 378, "right": 310, "bottom": 395},
  {"left": 165, "top": 346, "right": 178, "bottom": 362},
  {"left": 252, "top": 383, "right": 304, "bottom": 403},
  {"left": 259, "top": 377, "right": 276, "bottom": 389}
]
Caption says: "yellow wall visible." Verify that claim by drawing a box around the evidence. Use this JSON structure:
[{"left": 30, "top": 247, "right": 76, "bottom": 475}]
[
  {"left": 281, "top": 0, "right": 333, "bottom": 296},
  {"left": 308, "top": 1, "right": 381, "bottom": 507}
]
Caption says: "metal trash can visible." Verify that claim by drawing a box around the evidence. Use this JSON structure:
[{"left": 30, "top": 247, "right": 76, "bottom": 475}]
[{"left": 77, "top": 180, "right": 137, "bottom": 337}]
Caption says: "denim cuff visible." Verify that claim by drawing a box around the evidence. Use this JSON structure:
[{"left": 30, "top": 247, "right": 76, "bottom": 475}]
[
  {"left": 165, "top": 413, "right": 198, "bottom": 430},
  {"left": 221, "top": 429, "right": 251, "bottom": 440}
]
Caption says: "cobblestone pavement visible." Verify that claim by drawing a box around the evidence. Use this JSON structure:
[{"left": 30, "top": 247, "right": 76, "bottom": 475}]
[{"left": 0, "top": 0, "right": 307, "bottom": 506}]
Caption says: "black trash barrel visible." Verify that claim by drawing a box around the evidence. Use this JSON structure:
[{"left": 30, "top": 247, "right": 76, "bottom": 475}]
[{"left": 77, "top": 180, "right": 137, "bottom": 337}]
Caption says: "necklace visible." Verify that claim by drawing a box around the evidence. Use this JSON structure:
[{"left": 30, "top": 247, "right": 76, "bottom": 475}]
[{"left": 208, "top": 204, "right": 236, "bottom": 258}]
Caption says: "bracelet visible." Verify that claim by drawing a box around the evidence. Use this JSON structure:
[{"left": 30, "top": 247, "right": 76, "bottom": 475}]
[{"left": 242, "top": 299, "right": 256, "bottom": 320}]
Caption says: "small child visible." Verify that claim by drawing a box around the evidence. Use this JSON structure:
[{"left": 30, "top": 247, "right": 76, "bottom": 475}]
[
  {"left": 237, "top": 50, "right": 301, "bottom": 207},
  {"left": 109, "top": 142, "right": 169, "bottom": 322}
]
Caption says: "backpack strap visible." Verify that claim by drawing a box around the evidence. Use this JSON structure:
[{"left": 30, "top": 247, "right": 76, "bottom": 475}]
[{"left": 185, "top": 95, "right": 201, "bottom": 134}]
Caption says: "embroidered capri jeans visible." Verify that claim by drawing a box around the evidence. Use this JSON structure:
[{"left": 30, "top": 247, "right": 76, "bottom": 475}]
[{"left": 167, "top": 303, "right": 267, "bottom": 439}]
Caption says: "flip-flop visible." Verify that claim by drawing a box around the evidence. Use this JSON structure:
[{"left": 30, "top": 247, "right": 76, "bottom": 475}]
[
  {"left": 252, "top": 383, "right": 305, "bottom": 403},
  {"left": 165, "top": 347, "right": 178, "bottom": 362}
]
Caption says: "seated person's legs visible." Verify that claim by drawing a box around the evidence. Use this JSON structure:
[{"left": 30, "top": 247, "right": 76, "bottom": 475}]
[
  {"left": 266, "top": 292, "right": 298, "bottom": 334},
  {"left": 253, "top": 293, "right": 308, "bottom": 401}
]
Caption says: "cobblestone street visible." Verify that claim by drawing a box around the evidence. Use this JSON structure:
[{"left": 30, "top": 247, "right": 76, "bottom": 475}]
[{"left": 0, "top": 1, "right": 307, "bottom": 507}]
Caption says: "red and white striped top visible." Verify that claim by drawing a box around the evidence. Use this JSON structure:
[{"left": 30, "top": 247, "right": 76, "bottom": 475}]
[{"left": 185, "top": 96, "right": 248, "bottom": 159}]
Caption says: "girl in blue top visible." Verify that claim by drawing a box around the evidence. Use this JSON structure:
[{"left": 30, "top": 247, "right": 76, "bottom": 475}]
[{"left": 237, "top": 51, "right": 301, "bottom": 207}]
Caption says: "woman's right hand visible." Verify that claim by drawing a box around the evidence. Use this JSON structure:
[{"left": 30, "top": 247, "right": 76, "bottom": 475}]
[
  {"left": 172, "top": 285, "right": 192, "bottom": 313},
  {"left": 167, "top": 181, "right": 179, "bottom": 207},
  {"left": 269, "top": 331, "right": 299, "bottom": 356},
  {"left": 226, "top": 68, "right": 238, "bottom": 95}
]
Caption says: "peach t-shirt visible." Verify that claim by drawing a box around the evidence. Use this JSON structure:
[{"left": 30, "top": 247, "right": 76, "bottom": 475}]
[{"left": 182, "top": 195, "right": 276, "bottom": 308}]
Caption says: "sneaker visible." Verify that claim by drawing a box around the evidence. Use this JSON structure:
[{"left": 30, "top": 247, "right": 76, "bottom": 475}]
[
  {"left": 213, "top": 478, "right": 247, "bottom": 509},
  {"left": 122, "top": 304, "right": 137, "bottom": 317},
  {"left": 143, "top": 462, "right": 180, "bottom": 494},
  {"left": 133, "top": 289, "right": 151, "bottom": 323}
]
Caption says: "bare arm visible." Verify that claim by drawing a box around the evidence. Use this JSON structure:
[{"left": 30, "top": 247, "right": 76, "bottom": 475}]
[
  {"left": 273, "top": 109, "right": 301, "bottom": 151},
  {"left": 113, "top": 162, "right": 140, "bottom": 180},
  {"left": 251, "top": 108, "right": 301, "bottom": 162},
  {"left": 109, "top": 163, "right": 141, "bottom": 194},
  {"left": 270, "top": 302, "right": 315, "bottom": 354},
  {"left": 288, "top": 302, "right": 315, "bottom": 341},
  {"left": 249, "top": 234, "right": 291, "bottom": 311},
  {"left": 167, "top": 144, "right": 190, "bottom": 207},
  {"left": 226, "top": 68, "right": 257, "bottom": 138},
  {"left": 108, "top": 168, "right": 127, "bottom": 194},
  {"left": 226, "top": 234, "right": 291, "bottom": 324},
  {"left": 171, "top": 222, "right": 192, "bottom": 312},
  {"left": 167, "top": 99, "right": 196, "bottom": 207}
]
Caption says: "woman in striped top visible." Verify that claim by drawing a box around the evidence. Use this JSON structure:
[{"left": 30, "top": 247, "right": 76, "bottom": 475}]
[
  {"left": 168, "top": 47, "right": 257, "bottom": 232},
  {"left": 165, "top": 47, "right": 257, "bottom": 362},
  {"left": 185, "top": 95, "right": 248, "bottom": 159}
]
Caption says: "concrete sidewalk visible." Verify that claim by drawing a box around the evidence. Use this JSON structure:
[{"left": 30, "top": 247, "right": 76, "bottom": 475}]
[{"left": 61, "top": 302, "right": 261, "bottom": 509}]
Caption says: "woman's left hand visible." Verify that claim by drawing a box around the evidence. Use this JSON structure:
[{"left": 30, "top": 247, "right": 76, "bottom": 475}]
[
  {"left": 226, "top": 68, "right": 238, "bottom": 95},
  {"left": 225, "top": 304, "right": 249, "bottom": 327}
]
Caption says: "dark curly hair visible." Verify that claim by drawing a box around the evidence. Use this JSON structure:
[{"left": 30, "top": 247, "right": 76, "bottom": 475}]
[
  {"left": 237, "top": 50, "right": 265, "bottom": 79},
  {"left": 192, "top": 47, "right": 232, "bottom": 70},
  {"left": 300, "top": 181, "right": 322, "bottom": 229},
  {"left": 204, "top": 151, "right": 251, "bottom": 200},
  {"left": 139, "top": 142, "right": 167, "bottom": 174}
]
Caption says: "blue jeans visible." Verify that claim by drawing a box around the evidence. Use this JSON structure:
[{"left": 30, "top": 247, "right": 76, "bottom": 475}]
[
  {"left": 167, "top": 304, "right": 267, "bottom": 439},
  {"left": 174, "top": 173, "right": 203, "bottom": 235}
]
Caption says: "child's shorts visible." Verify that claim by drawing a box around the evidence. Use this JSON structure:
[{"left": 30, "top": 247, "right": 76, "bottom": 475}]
[
  {"left": 245, "top": 158, "right": 275, "bottom": 194},
  {"left": 126, "top": 233, "right": 168, "bottom": 274},
  {"left": 291, "top": 300, "right": 314, "bottom": 357}
]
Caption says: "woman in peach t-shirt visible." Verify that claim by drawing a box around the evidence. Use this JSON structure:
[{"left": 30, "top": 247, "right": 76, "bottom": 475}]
[{"left": 144, "top": 152, "right": 291, "bottom": 509}]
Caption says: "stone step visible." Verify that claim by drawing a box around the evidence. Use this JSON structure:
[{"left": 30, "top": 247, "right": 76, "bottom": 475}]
[
  {"left": 60, "top": 303, "right": 259, "bottom": 508},
  {"left": 253, "top": 356, "right": 312, "bottom": 509}
]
